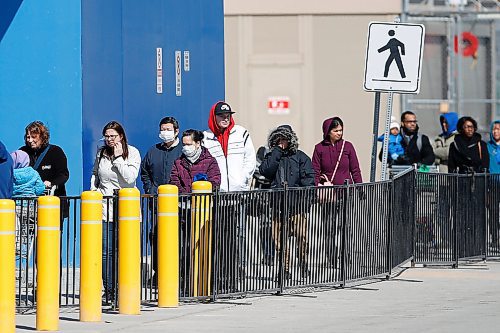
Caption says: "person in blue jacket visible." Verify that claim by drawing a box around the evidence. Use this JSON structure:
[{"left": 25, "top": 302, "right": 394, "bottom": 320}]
[
  {"left": 0, "top": 140, "right": 14, "bottom": 199},
  {"left": 488, "top": 120, "right": 500, "bottom": 174},
  {"left": 487, "top": 120, "right": 500, "bottom": 247},
  {"left": 378, "top": 118, "right": 405, "bottom": 164},
  {"left": 11, "top": 150, "right": 46, "bottom": 197}
]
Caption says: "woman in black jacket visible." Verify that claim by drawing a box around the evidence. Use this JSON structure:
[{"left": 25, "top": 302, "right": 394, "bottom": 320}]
[
  {"left": 20, "top": 121, "right": 70, "bottom": 217},
  {"left": 448, "top": 116, "right": 489, "bottom": 174}
]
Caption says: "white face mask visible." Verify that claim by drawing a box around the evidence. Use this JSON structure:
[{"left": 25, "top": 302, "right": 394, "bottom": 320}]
[
  {"left": 182, "top": 145, "right": 197, "bottom": 157},
  {"left": 159, "top": 130, "right": 175, "bottom": 143}
]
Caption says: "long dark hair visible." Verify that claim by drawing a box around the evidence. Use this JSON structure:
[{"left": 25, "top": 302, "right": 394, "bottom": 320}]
[{"left": 101, "top": 121, "right": 129, "bottom": 159}]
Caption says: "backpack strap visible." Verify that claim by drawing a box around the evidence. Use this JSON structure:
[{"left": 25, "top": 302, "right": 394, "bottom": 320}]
[{"left": 416, "top": 134, "right": 422, "bottom": 152}]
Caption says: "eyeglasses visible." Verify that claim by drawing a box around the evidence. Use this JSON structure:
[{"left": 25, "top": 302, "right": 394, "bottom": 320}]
[{"left": 104, "top": 134, "right": 119, "bottom": 140}]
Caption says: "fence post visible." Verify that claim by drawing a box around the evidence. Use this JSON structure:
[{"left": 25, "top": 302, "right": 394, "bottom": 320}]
[
  {"left": 453, "top": 174, "right": 459, "bottom": 268},
  {"left": 118, "top": 188, "right": 141, "bottom": 315},
  {"left": 411, "top": 166, "right": 417, "bottom": 267},
  {"left": 36, "top": 196, "right": 60, "bottom": 331},
  {"left": 340, "top": 180, "right": 349, "bottom": 288},
  {"left": 386, "top": 176, "right": 394, "bottom": 279},
  {"left": 157, "top": 185, "right": 179, "bottom": 307},
  {"left": 211, "top": 187, "right": 220, "bottom": 302},
  {"left": 0, "top": 199, "right": 15, "bottom": 333},
  {"left": 191, "top": 181, "right": 212, "bottom": 297},
  {"left": 80, "top": 191, "right": 103, "bottom": 322},
  {"left": 483, "top": 172, "right": 488, "bottom": 260},
  {"left": 277, "top": 183, "right": 288, "bottom": 294}
]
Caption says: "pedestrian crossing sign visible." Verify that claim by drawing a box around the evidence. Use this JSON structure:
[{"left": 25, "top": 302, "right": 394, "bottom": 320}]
[{"left": 363, "top": 22, "right": 425, "bottom": 94}]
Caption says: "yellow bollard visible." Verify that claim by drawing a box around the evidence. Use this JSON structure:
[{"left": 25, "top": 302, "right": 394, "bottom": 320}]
[
  {"left": 0, "top": 199, "right": 16, "bottom": 333},
  {"left": 80, "top": 191, "right": 103, "bottom": 322},
  {"left": 157, "top": 185, "right": 179, "bottom": 308},
  {"left": 191, "top": 181, "right": 212, "bottom": 297},
  {"left": 36, "top": 195, "right": 60, "bottom": 331},
  {"left": 118, "top": 188, "right": 141, "bottom": 315}
]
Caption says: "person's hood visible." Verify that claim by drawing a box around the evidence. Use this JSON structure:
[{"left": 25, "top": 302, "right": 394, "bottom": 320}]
[
  {"left": 267, "top": 125, "right": 299, "bottom": 154},
  {"left": 13, "top": 166, "right": 36, "bottom": 183},
  {"left": 207, "top": 101, "right": 235, "bottom": 136},
  {"left": 489, "top": 120, "right": 500, "bottom": 146},
  {"left": 0, "top": 141, "right": 10, "bottom": 163},
  {"left": 440, "top": 112, "right": 458, "bottom": 137},
  {"left": 322, "top": 118, "right": 334, "bottom": 140}
]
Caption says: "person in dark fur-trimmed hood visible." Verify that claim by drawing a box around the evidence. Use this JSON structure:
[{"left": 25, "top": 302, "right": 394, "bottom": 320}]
[
  {"left": 259, "top": 125, "right": 315, "bottom": 189},
  {"left": 259, "top": 124, "right": 315, "bottom": 280}
]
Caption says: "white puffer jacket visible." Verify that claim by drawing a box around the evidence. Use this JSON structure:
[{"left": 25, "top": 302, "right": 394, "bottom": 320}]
[{"left": 203, "top": 125, "right": 256, "bottom": 192}]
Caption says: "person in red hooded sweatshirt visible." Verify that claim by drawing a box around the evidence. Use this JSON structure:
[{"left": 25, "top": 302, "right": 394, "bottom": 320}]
[
  {"left": 312, "top": 116, "right": 362, "bottom": 269},
  {"left": 203, "top": 101, "right": 256, "bottom": 292}
]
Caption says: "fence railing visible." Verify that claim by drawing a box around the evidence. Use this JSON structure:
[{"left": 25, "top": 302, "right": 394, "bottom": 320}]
[
  {"left": 12, "top": 170, "right": 500, "bottom": 310},
  {"left": 414, "top": 172, "right": 500, "bottom": 264}
]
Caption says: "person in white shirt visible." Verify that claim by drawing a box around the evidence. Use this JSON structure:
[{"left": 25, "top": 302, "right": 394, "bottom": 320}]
[
  {"left": 91, "top": 120, "right": 141, "bottom": 302},
  {"left": 203, "top": 101, "right": 256, "bottom": 291},
  {"left": 203, "top": 101, "right": 256, "bottom": 192}
]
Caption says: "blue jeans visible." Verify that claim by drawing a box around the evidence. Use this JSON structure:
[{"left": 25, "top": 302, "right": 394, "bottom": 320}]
[{"left": 102, "top": 222, "right": 116, "bottom": 293}]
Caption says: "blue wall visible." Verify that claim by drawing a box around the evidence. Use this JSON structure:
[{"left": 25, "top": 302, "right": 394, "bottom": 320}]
[
  {"left": 82, "top": 0, "right": 225, "bottom": 191},
  {"left": 1, "top": 0, "right": 225, "bottom": 194},
  {"left": 0, "top": 0, "right": 83, "bottom": 195}
]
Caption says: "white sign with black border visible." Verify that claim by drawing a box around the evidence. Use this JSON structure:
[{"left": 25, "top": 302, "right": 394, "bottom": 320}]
[
  {"left": 175, "top": 51, "right": 182, "bottom": 96},
  {"left": 363, "top": 22, "right": 425, "bottom": 94}
]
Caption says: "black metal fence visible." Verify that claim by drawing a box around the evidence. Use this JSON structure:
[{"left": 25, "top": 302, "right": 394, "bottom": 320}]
[
  {"left": 414, "top": 172, "right": 500, "bottom": 264},
  {"left": 12, "top": 170, "right": 500, "bottom": 310}
]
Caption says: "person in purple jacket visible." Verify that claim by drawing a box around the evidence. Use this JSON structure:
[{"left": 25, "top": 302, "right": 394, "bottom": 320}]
[
  {"left": 170, "top": 129, "right": 221, "bottom": 193},
  {"left": 168, "top": 129, "right": 220, "bottom": 293},
  {"left": 312, "top": 116, "right": 362, "bottom": 269}
]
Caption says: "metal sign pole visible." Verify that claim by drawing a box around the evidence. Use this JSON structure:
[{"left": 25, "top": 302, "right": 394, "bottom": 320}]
[
  {"left": 380, "top": 92, "right": 394, "bottom": 181},
  {"left": 369, "top": 92, "right": 381, "bottom": 182}
]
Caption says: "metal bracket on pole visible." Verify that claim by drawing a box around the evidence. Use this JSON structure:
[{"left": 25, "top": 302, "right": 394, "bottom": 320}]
[
  {"left": 370, "top": 92, "right": 381, "bottom": 182},
  {"left": 380, "top": 92, "right": 394, "bottom": 181}
]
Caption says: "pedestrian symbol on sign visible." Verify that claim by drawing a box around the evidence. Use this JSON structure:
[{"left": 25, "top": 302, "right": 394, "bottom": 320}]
[{"left": 377, "top": 30, "right": 406, "bottom": 79}]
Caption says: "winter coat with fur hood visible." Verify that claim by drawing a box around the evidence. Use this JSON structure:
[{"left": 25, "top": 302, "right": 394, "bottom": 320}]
[{"left": 259, "top": 126, "right": 315, "bottom": 189}]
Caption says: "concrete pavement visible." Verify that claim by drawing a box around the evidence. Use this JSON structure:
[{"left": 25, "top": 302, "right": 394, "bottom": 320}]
[{"left": 15, "top": 261, "right": 500, "bottom": 332}]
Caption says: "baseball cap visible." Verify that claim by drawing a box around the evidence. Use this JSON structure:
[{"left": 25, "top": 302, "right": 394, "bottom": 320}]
[{"left": 214, "top": 102, "right": 235, "bottom": 115}]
